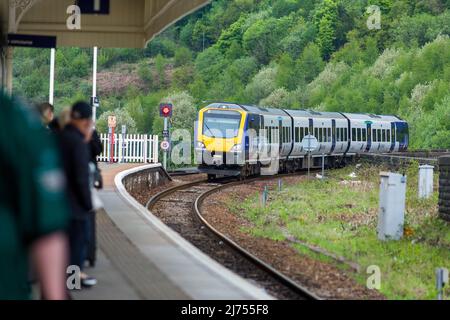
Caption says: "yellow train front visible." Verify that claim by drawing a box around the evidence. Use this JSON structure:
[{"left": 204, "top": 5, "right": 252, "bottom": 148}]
[{"left": 195, "top": 103, "right": 249, "bottom": 179}]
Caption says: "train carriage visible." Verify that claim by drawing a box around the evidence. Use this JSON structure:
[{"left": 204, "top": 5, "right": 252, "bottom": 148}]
[{"left": 195, "top": 103, "right": 409, "bottom": 179}]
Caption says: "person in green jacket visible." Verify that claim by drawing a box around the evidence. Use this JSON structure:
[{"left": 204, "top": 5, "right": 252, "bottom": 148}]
[{"left": 0, "top": 27, "right": 70, "bottom": 300}]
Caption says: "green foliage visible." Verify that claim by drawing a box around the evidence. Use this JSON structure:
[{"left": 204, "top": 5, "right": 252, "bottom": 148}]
[
  {"left": 280, "top": 20, "right": 317, "bottom": 59},
  {"left": 275, "top": 53, "right": 297, "bottom": 90},
  {"left": 174, "top": 47, "right": 193, "bottom": 67},
  {"left": 392, "top": 11, "right": 450, "bottom": 46},
  {"left": 245, "top": 66, "right": 278, "bottom": 104},
  {"left": 144, "top": 38, "right": 177, "bottom": 58},
  {"left": 296, "top": 43, "right": 325, "bottom": 84},
  {"left": 272, "top": 0, "right": 303, "bottom": 18},
  {"left": 314, "top": 0, "right": 339, "bottom": 59},
  {"left": 243, "top": 16, "right": 292, "bottom": 64}
]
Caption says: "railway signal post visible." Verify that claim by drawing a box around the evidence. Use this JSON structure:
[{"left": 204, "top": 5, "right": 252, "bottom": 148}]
[
  {"left": 160, "top": 103, "right": 173, "bottom": 169},
  {"left": 108, "top": 115, "right": 117, "bottom": 163}
]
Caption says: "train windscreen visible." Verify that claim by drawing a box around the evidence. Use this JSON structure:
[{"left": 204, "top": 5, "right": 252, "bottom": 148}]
[{"left": 203, "top": 111, "right": 242, "bottom": 138}]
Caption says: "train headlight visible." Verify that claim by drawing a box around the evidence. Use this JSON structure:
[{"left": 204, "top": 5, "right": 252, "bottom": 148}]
[
  {"left": 196, "top": 142, "right": 205, "bottom": 149},
  {"left": 230, "top": 144, "right": 242, "bottom": 153}
]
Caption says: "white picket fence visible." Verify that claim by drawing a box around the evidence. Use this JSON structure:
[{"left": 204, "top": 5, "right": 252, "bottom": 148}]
[{"left": 98, "top": 133, "right": 159, "bottom": 163}]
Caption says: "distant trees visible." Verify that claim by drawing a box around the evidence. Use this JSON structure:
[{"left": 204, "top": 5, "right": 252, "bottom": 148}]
[
  {"left": 243, "top": 17, "right": 291, "bottom": 64},
  {"left": 314, "top": 0, "right": 338, "bottom": 60}
]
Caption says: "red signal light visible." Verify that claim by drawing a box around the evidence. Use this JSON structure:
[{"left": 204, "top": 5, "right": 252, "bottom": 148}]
[{"left": 160, "top": 103, "right": 173, "bottom": 118}]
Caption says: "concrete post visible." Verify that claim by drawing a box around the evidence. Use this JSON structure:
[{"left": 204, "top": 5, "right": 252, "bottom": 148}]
[
  {"left": 439, "top": 156, "right": 450, "bottom": 221},
  {"left": 377, "top": 172, "right": 407, "bottom": 241},
  {"left": 5, "top": 47, "right": 13, "bottom": 94},
  {"left": 418, "top": 165, "right": 434, "bottom": 199}
]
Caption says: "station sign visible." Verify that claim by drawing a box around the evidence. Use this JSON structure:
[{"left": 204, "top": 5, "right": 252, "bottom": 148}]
[
  {"left": 108, "top": 115, "right": 117, "bottom": 128},
  {"left": 302, "top": 135, "right": 319, "bottom": 152},
  {"left": 91, "top": 96, "right": 100, "bottom": 108},
  {"left": 76, "top": 0, "right": 110, "bottom": 14},
  {"left": 161, "top": 141, "right": 171, "bottom": 151},
  {"left": 7, "top": 34, "right": 56, "bottom": 49}
]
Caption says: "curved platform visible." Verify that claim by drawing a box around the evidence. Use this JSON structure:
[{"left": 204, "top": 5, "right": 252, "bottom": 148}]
[{"left": 72, "top": 163, "right": 273, "bottom": 300}]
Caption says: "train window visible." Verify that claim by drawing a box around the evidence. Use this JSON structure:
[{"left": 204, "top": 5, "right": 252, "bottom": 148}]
[
  {"left": 337, "top": 128, "right": 340, "bottom": 142},
  {"left": 372, "top": 129, "right": 376, "bottom": 142},
  {"left": 382, "top": 130, "right": 386, "bottom": 142},
  {"left": 327, "top": 128, "right": 331, "bottom": 142},
  {"left": 377, "top": 130, "right": 381, "bottom": 142},
  {"left": 318, "top": 128, "right": 322, "bottom": 142},
  {"left": 315, "top": 128, "right": 319, "bottom": 140},
  {"left": 357, "top": 128, "right": 361, "bottom": 142},
  {"left": 387, "top": 130, "right": 391, "bottom": 142},
  {"left": 362, "top": 129, "right": 367, "bottom": 141},
  {"left": 352, "top": 128, "right": 356, "bottom": 142}
]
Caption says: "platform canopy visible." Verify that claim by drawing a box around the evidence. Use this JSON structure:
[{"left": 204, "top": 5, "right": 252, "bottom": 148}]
[{"left": 1, "top": 0, "right": 210, "bottom": 48}]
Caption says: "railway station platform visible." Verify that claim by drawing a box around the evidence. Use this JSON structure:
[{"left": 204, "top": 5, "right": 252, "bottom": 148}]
[{"left": 71, "top": 163, "right": 272, "bottom": 300}]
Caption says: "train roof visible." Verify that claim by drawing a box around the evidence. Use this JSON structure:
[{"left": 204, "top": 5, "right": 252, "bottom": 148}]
[
  {"left": 284, "top": 109, "right": 346, "bottom": 119},
  {"left": 342, "top": 113, "right": 404, "bottom": 122}
]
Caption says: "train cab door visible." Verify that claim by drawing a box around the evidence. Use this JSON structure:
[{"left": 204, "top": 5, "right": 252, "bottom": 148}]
[
  {"left": 248, "top": 114, "right": 261, "bottom": 162},
  {"left": 389, "top": 122, "right": 396, "bottom": 153},
  {"left": 365, "top": 122, "right": 372, "bottom": 152},
  {"left": 395, "top": 122, "right": 409, "bottom": 152}
]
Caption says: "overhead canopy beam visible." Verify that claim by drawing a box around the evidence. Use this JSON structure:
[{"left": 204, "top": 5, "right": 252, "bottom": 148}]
[
  {"left": 0, "top": 0, "right": 210, "bottom": 92},
  {"left": 0, "top": 0, "right": 210, "bottom": 48}
]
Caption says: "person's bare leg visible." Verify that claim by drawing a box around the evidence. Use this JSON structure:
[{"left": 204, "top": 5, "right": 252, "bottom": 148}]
[{"left": 31, "top": 232, "right": 69, "bottom": 300}]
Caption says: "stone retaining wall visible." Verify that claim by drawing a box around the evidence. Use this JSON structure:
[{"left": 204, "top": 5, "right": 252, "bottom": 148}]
[
  {"left": 122, "top": 166, "right": 171, "bottom": 195},
  {"left": 357, "top": 154, "right": 438, "bottom": 171},
  {"left": 439, "top": 156, "right": 450, "bottom": 222}
]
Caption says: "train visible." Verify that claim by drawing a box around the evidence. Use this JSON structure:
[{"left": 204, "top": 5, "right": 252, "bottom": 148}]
[{"left": 195, "top": 102, "right": 409, "bottom": 179}]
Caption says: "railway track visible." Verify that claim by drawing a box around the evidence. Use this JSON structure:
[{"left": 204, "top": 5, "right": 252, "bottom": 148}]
[{"left": 146, "top": 174, "right": 320, "bottom": 300}]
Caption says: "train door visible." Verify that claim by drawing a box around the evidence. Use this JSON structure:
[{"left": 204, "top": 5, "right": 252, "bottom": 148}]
[
  {"left": 278, "top": 117, "right": 283, "bottom": 156},
  {"left": 395, "top": 122, "right": 409, "bottom": 151},
  {"left": 248, "top": 114, "right": 261, "bottom": 162},
  {"left": 330, "top": 119, "right": 336, "bottom": 154},
  {"left": 365, "top": 122, "right": 372, "bottom": 152},
  {"left": 389, "top": 122, "right": 396, "bottom": 152}
]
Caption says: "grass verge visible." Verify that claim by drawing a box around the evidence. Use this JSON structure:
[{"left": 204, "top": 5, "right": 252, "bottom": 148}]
[{"left": 230, "top": 162, "right": 450, "bottom": 300}]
